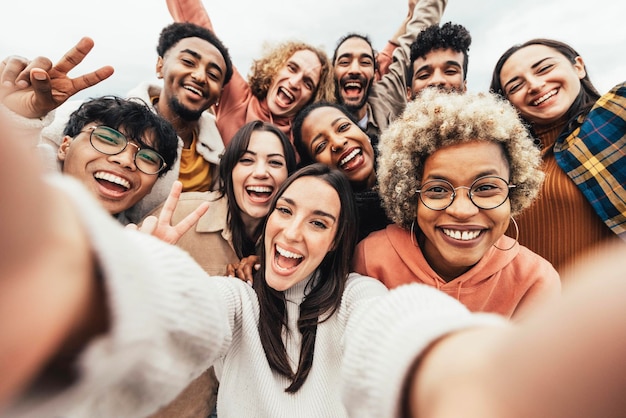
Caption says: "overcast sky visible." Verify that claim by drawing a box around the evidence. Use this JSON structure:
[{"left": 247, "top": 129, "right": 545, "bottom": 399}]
[{"left": 1, "top": 0, "right": 624, "bottom": 100}]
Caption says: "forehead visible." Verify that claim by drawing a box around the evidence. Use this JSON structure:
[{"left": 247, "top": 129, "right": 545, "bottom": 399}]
[
  {"left": 301, "top": 106, "right": 350, "bottom": 141},
  {"left": 286, "top": 50, "right": 322, "bottom": 79},
  {"left": 246, "top": 130, "right": 285, "bottom": 155},
  {"left": 413, "top": 48, "right": 465, "bottom": 69},
  {"left": 501, "top": 44, "right": 562, "bottom": 74},
  {"left": 282, "top": 176, "right": 340, "bottom": 214},
  {"left": 164, "top": 37, "right": 226, "bottom": 68},
  {"left": 336, "top": 37, "right": 374, "bottom": 58},
  {"left": 424, "top": 141, "right": 509, "bottom": 177}
]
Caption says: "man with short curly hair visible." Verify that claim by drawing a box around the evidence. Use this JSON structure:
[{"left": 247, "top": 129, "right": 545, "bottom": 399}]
[{"left": 408, "top": 22, "right": 472, "bottom": 97}]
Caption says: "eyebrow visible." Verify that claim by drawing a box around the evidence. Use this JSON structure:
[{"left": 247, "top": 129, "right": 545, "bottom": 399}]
[
  {"left": 180, "top": 48, "right": 224, "bottom": 76},
  {"left": 503, "top": 57, "right": 553, "bottom": 90},
  {"left": 337, "top": 52, "right": 375, "bottom": 61},
  {"left": 242, "top": 149, "right": 286, "bottom": 159},
  {"left": 308, "top": 116, "right": 346, "bottom": 151},
  {"left": 424, "top": 169, "right": 504, "bottom": 183},
  {"left": 414, "top": 60, "right": 462, "bottom": 74},
  {"left": 279, "top": 196, "right": 337, "bottom": 222}
]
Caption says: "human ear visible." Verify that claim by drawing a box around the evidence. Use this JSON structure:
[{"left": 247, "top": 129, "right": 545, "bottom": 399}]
[
  {"left": 57, "top": 136, "right": 72, "bottom": 161},
  {"left": 155, "top": 57, "right": 164, "bottom": 79},
  {"left": 573, "top": 56, "right": 587, "bottom": 80}
]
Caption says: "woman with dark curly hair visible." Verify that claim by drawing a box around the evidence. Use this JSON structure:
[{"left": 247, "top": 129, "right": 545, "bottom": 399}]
[
  {"left": 166, "top": 0, "right": 335, "bottom": 150},
  {"left": 353, "top": 88, "right": 561, "bottom": 320}
]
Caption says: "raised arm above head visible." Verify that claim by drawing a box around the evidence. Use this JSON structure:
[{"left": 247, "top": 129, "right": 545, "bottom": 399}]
[{"left": 166, "top": 0, "right": 214, "bottom": 31}]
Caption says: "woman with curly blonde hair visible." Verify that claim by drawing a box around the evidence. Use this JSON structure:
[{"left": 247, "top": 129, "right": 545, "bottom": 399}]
[
  {"left": 166, "top": 0, "right": 335, "bottom": 151},
  {"left": 352, "top": 88, "right": 561, "bottom": 320}
]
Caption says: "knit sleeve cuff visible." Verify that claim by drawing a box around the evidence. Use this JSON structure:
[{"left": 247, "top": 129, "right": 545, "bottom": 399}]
[{"left": 341, "top": 282, "right": 506, "bottom": 417}]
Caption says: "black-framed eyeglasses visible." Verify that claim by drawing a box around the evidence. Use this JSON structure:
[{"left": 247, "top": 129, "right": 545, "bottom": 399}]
[
  {"left": 416, "top": 175, "right": 516, "bottom": 211},
  {"left": 82, "top": 126, "right": 167, "bottom": 175}
]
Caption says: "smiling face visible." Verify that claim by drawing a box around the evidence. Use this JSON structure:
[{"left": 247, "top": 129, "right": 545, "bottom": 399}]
[
  {"left": 499, "top": 44, "right": 586, "bottom": 127},
  {"left": 333, "top": 37, "right": 376, "bottom": 113},
  {"left": 58, "top": 126, "right": 158, "bottom": 215},
  {"left": 156, "top": 37, "right": 227, "bottom": 121},
  {"left": 264, "top": 176, "right": 340, "bottom": 291},
  {"left": 417, "top": 141, "right": 511, "bottom": 281},
  {"left": 410, "top": 48, "right": 466, "bottom": 98},
  {"left": 299, "top": 106, "right": 376, "bottom": 189},
  {"left": 231, "top": 130, "right": 290, "bottom": 230},
  {"left": 266, "top": 49, "right": 322, "bottom": 119}
]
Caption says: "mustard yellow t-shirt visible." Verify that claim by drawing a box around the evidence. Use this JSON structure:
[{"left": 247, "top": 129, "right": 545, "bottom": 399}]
[{"left": 179, "top": 132, "right": 213, "bottom": 192}]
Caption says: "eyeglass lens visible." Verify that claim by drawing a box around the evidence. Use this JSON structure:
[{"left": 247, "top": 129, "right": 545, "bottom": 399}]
[
  {"left": 89, "top": 126, "right": 165, "bottom": 174},
  {"left": 418, "top": 176, "right": 512, "bottom": 210}
]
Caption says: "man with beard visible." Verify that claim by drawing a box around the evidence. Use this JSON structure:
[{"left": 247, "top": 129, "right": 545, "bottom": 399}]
[
  {"left": 126, "top": 22, "right": 232, "bottom": 193},
  {"left": 332, "top": 0, "right": 447, "bottom": 139}
]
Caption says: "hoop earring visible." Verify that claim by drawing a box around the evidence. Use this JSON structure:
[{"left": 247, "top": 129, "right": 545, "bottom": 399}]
[
  {"left": 493, "top": 216, "right": 519, "bottom": 251},
  {"left": 410, "top": 221, "right": 418, "bottom": 248}
]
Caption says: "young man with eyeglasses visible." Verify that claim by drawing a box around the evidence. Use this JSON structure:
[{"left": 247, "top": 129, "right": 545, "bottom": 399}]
[{"left": 54, "top": 96, "right": 178, "bottom": 222}]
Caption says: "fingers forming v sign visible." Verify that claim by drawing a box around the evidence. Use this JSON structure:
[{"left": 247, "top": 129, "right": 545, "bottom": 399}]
[
  {"left": 128, "top": 181, "right": 210, "bottom": 245},
  {"left": 0, "top": 37, "right": 114, "bottom": 119}
]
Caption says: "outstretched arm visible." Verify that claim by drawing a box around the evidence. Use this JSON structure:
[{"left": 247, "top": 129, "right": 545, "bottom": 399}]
[
  {"left": 406, "top": 244, "right": 626, "bottom": 418},
  {"left": 0, "top": 37, "right": 114, "bottom": 119},
  {"left": 0, "top": 113, "right": 105, "bottom": 407},
  {"left": 166, "top": 0, "right": 214, "bottom": 31}
]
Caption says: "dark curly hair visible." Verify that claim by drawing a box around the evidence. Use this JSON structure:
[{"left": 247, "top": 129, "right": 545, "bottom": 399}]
[
  {"left": 63, "top": 96, "right": 178, "bottom": 177},
  {"left": 156, "top": 22, "right": 233, "bottom": 85},
  {"left": 409, "top": 22, "right": 472, "bottom": 85}
]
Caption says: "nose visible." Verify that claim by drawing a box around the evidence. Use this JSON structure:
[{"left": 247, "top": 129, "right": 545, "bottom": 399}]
[
  {"left": 348, "top": 59, "right": 360, "bottom": 74},
  {"left": 252, "top": 160, "right": 269, "bottom": 178},
  {"left": 108, "top": 143, "right": 138, "bottom": 171},
  {"left": 527, "top": 75, "right": 545, "bottom": 93},
  {"left": 191, "top": 67, "right": 207, "bottom": 84},
  {"left": 329, "top": 135, "right": 347, "bottom": 153},
  {"left": 287, "top": 72, "right": 303, "bottom": 89},
  {"left": 445, "top": 187, "right": 479, "bottom": 218},
  {"left": 282, "top": 219, "right": 303, "bottom": 242},
  {"left": 428, "top": 69, "right": 447, "bottom": 87}
]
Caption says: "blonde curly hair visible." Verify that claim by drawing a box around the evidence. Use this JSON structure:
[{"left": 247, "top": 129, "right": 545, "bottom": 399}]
[
  {"left": 248, "top": 41, "right": 335, "bottom": 105},
  {"left": 377, "top": 88, "right": 544, "bottom": 229}
]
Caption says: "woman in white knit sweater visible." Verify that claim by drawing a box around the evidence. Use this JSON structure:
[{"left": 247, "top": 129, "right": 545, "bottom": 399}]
[{"left": 2, "top": 115, "right": 626, "bottom": 418}]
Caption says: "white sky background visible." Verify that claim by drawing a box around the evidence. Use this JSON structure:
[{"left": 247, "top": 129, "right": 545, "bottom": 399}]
[{"left": 1, "top": 0, "right": 624, "bottom": 100}]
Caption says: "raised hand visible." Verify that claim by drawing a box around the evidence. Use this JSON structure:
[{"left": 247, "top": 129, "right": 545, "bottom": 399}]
[
  {"left": 0, "top": 37, "right": 114, "bottom": 118},
  {"left": 126, "top": 181, "right": 209, "bottom": 245}
]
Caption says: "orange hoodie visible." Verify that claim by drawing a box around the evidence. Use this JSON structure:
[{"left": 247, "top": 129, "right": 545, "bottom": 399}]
[{"left": 352, "top": 224, "right": 561, "bottom": 320}]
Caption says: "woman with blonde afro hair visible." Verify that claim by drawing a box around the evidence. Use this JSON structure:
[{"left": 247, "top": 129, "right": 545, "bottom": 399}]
[
  {"left": 353, "top": 88, "right": 561, "bottom": 321},
  {"left": 166, "top": 0, "right": 335, "bottom": 153}
]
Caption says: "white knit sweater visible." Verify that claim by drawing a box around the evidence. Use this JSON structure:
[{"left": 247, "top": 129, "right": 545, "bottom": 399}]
[{"left": 3, "top": 176, "right": 504, "bottom": 418}]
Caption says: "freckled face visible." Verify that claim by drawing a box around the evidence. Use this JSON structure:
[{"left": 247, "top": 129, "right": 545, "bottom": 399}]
[
  {"left": 299, "top": 106, "right": 376, "bottom": 189},
  {"left": 264, "top": 176, "right": 340, "bottom": 291},
  {"left": 417, "top": 141, "right": 512, "bottom": 281}
]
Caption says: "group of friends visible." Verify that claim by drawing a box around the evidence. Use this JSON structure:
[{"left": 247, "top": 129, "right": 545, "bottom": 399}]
[{"left": 1, "top": 0, "right": 625, "bottom": 417}]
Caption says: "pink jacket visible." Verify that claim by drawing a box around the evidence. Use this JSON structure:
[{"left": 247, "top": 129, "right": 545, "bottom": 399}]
[{"left": 352, "top": 224, "right": 561, "bottom": 320}]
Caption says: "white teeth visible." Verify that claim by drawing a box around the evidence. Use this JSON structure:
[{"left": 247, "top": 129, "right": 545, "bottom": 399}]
[
  {"left": 278, "top": 87, "right": 295, "bottom": 100},
  {"left": 533, "top": 89, "right": 556, "bottom": 106},
  {"left": 442, "top": 229, "right": 481, "bottom": 241},
  {"left": 94, "top": 172, "right": 130, "bottom": 189},
  {"left": 339, "top": 149, "right": 360, "bottom": 167},
  {"left": 184, "top": 85, "right": 203, "bottom": 97},
  {"left": 247, "top": 186, "right": 272, "bottom": 193},
  {"left": 345, "top": 82, "right": 362, "bottom": 89},
  {"left": 276, "top": 245, "right": 303, "bottom": 259}
]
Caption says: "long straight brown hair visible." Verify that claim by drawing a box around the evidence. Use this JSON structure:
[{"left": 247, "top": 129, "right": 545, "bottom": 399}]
[{"left": 253, "top": 164, "right": 358, "bottom": 392}]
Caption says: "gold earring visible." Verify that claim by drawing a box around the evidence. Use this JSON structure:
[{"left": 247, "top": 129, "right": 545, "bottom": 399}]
[{"left": 493, "top": 217, "right": 519, "bottom": 251}]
